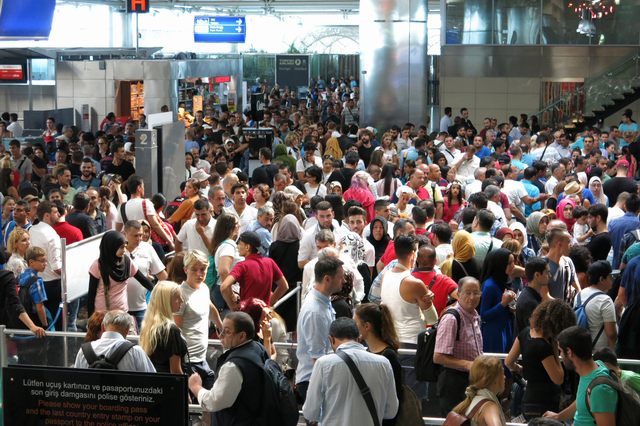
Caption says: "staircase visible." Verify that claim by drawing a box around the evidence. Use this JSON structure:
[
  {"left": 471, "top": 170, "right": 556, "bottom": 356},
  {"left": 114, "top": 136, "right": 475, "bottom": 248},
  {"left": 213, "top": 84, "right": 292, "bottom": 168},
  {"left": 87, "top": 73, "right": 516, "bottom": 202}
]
[{"left": 533, "top": 52, "right": 640, "bottom": 131}]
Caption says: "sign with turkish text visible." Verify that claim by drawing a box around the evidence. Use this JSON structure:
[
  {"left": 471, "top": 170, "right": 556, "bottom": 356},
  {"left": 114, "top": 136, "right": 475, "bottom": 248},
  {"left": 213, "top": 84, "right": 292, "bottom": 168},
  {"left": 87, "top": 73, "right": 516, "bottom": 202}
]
[
  {"left": 194, "top": 16, "right": 246, "bottom": 43},
  {"left": 276, "top": 55, "right": 309, "bottom": 87}
]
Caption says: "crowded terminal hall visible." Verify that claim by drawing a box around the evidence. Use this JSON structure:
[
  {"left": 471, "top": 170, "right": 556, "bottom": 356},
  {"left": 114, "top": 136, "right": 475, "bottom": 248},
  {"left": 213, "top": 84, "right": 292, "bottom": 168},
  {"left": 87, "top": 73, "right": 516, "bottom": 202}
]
[{"left": 4, "top": 2, "right": 640, "bottom": 426}]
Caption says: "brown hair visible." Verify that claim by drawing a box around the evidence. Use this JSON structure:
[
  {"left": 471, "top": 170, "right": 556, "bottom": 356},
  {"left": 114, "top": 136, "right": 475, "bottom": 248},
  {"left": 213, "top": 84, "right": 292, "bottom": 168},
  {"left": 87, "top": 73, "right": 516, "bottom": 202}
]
[
  {"left": 355, "top": 303, "right": 400, "bottom": 352},
  {"left": 85, "top": 311, "right": 107, "bottom": 342},
  {"left": 166, "top": 252, "right": 188, "bottom": 283},
  {"left": 529, "top": 299, "right": 577, "bottom": 340}
]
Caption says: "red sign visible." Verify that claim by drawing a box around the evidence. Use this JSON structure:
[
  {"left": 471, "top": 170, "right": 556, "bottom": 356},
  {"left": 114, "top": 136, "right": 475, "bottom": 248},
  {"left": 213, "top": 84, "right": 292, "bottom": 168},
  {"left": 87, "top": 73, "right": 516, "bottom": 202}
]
[
  {"left": 213, "top": 76, "right": 230, "bottom": 83},
  {"left": 127, "top": 0, "right": 150, "bottom": 13},
  {"left": 0, "top": 65, "right": 23, "bottom": 81}
]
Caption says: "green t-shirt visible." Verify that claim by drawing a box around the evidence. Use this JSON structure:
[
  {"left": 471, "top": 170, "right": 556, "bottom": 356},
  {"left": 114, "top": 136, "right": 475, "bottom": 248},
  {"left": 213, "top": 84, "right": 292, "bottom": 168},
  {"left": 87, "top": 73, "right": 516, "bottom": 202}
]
[
  {"left": 574, "top": 361, "right": 618, "bottom": 426},
  {"left": 621, "top": 241, "right": 640, "bottom": 265},
  {"left": 621, "top": 369, "right": 640, "bottom": 396}
]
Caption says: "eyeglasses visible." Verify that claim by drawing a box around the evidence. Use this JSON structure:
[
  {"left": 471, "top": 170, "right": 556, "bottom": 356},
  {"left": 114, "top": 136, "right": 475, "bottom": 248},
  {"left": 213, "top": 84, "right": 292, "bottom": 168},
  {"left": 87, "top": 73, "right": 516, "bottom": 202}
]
[
  {"left": 35, "top": 258, "right": 47, "bottom": 264},
  {"left": 462, "top": 291, "right": 481, "bottom": 297},
  {"left": 218, "top": 329, "right": 237, "bottom": 337}
]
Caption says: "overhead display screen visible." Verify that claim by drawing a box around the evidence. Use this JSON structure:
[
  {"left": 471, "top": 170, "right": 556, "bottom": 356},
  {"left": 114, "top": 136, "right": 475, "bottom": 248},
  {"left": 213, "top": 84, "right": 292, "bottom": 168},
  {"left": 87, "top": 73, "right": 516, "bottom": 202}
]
[
  {"left": 0, "top": 60, "right": 27, "bottom": 84},
  {"left": 0, "top": 0, "right": 56, "bottom": 40},
  {"left": 194, "top": 16, "right": 246, "bottom": 43}
]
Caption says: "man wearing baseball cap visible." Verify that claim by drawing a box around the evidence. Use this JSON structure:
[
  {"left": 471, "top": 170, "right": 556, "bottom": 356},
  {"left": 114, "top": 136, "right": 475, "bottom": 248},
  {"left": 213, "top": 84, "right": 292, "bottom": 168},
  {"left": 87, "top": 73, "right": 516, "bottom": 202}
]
[
  {"left": 603, "top": 159, "right": 637, "bottom": 208},
  {"left": 219, "top": 231, "right": 289, "bottom": 312},
  {"left": 192, "top": 169, "right": 210, "bottom": 197}
]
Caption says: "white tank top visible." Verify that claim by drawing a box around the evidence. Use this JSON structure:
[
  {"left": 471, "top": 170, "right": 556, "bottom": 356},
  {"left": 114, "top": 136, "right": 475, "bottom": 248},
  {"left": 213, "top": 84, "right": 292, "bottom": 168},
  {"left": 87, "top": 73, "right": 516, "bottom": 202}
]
[{"left": 380, "top": 269, "right": 425, "bottom": 344}]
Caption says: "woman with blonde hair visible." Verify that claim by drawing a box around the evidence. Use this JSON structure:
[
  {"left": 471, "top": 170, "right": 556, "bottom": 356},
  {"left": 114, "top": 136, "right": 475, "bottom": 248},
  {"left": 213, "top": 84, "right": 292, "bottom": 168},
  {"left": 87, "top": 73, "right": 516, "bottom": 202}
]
[
  {"left": 284, "top": 132, "right": 300, "bottom": 160},
  {"left": 250, "top": 183, "right": 272, "bottom": 209},
  {"left": 139, "top": 281, "right": 188, "bottom": 374},
  {"left": 451, "top": 355, "right": 507, "bottom": 426},
  {"left": 5, "top": 228, "right": 30, "bottom": 279},
  {"left": 378, "top": 132, "right": 398, "bottom": 168},
  {"left": 324, "top": 137, "right": 342, "bottom": 160},
  {"left": 440, "top": 230, "right": 483, "bottom": 283}
]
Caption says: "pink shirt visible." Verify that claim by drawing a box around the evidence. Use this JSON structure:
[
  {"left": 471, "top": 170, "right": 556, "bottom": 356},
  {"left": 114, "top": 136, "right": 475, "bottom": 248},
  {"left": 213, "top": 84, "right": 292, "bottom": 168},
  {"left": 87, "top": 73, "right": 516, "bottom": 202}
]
[
  {"left": 89, "top": 259, "right": 138, "bottom": 312},
  {"left": 434, "top": 303, "right": 483, "bottom": 371}
]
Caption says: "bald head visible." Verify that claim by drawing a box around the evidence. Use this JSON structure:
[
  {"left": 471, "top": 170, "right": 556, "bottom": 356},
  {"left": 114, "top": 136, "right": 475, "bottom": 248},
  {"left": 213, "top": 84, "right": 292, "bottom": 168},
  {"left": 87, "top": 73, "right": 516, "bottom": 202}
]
[
  {"left": 416, "top": 244, "right": 437, "bottom": 268},
  {"left": 547, "top": 219, "right": 567, "bottom": 231}
]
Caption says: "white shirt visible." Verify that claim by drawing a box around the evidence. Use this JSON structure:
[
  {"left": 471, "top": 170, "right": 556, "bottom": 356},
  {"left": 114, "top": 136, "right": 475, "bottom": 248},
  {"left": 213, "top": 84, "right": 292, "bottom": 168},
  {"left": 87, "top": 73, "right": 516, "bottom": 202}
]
[
  {"left": 531, "top": 145, "right": 561, "bottom": 163},
  {"left": 197, "top": 342, "right": 249, "bottom": 412},
  {"left": 176, "top": 282, "right": 211, "bottom": 362},
  {"left": 452, "top": 153, "right": 480, "bottom": 181},
  {"left": 545, "top": 176, "right": 559, "bottom": 195},
  {"left": 502, "top": 179, "right": 528, "bottom": 215},
  {"left": 488, "top": 200, "right": 508, "bottom": 228},
  {"left": 7, "top": 122, "right": 22, "bottom": 138},
  {"left": 435, "top": 244, "right": 454, "bottom": 266},
  {"left": 302, "top": 342, "right": 399, "bottom": 426},
  {"left": 465, "top": 180, "right": 483, "bottom": 200},
  {"left": 74, "top": 331, "right": 156, "bottom": 372},
  {"left": 573, "top": 287, "right": 616, "bottom": 351},
  {"left": 224, "top": 204, "right": 257, "bottom": 234},
  {"left": 301, "top": 256, "right": 365, "bottom": 303},
  {"left": 440, "top": 147, "right": 461, "bottom": 164},
  {"left": 177, "top": 217, "right": 216, "bottom": 254},
  {"left": 550, "top": 141, "right": 572, "bottom": 158},
  {"left": 304, "top": 183, "right": 327, "bottom": 198},
  {"left": 607, "top": 206, "right": 625, "bottom": 226},
  {"left": 115, "top": 198, "right": 156, "bottom": 224},
  {"left": 297, "top": 224, "right": 342, "bottom": 264},
  {"left": 126, "top": 243, "right": 166, "bottom": 311},
  {"left": 296, "top": 156, "right": 322, "bottom": 174},
  {"left": 440, "top": 115, "right": 453, "bottom": 133},
  {"left": 29, "top": 222, "right": 62, "bottom": 282}
]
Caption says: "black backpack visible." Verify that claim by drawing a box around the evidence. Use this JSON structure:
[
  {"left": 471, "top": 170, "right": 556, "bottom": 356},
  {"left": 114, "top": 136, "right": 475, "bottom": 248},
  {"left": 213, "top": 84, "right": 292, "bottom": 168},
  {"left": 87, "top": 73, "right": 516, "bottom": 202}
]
[
  {"left": 17, "top": 275, "right": 42, "bottom": 328},
  {"left": 586, "top": 369, "right": 640, "bottom": 425},
  {"left": 616, "top": 297, "right": 640, "bottom": 359},
  {"left": 228, "top": 351, "right": 298, "bottom": 426},
  {"left": 80, "top": 341, "right": 135, "bottom": 369},
  {"left": 615, "top": 229, "right": 640, "bottom": 267},
  {"left": 415, "top": 308, "right": 461, "bottom": 383}
]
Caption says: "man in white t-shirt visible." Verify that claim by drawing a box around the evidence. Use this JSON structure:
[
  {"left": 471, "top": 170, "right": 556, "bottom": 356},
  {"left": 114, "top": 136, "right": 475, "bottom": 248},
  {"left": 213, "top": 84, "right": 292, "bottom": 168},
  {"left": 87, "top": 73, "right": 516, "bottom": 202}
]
[
  {"left": 124, "top": 220, "right": 168, "bottom": 329},
  {"left": 501, "top": 164, "right": 547, "bottom": 222},
  {"left": 345, "top": 206, "right": 375, "bottom": 279},
  {"left": 574, "top": 260, "right": 617, "bottom": 351},
  {"left": 177, "top": 199, "right": 216, "bottom": 254},
  {"left": 224, "top": 183, "right": 257, "bottom": 234},
  {"left": 484, "top": 185, "right": 508, "bottom": 228},
  {"left": 296, "top": 142, "right": 323, "bottom": 181},
  {"left": 438, "top": 136, "right": 460, "bottom": 164},
  {"left": 115, "top": 176, "right": 175, "bottom": 250},
  {"left": 7, "top": 113, "right": 23, "bottom": 138}
]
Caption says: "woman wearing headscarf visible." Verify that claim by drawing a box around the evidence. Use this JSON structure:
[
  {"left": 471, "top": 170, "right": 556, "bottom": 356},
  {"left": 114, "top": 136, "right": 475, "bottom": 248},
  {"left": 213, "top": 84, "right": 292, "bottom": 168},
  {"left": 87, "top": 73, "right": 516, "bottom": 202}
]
[
  {"left": 526, "top": 212, "right": 549, "bottom": 255},
  {"left": 273, "top": 144, "right": 296, "bottom": 171},
  {"left": 343, "top": 171, "right": 375, "bottom": 222},
  {"left": 87, "top": 231, "right": 154, "bottom": 318},
  {"left": 495, "top": 227, "right": 514, "bottom": 242},
  {"left": 479, "top": 248, "right": 517, "bottom": 354},
  {"left": 555, "top": 197, "right": 576, "bottom": 232},
  {"left": 269, "top": 215, "right": 302, "bottom": 331},
  {"left": 588, "top": 176, "right": 608, "bottom": 206},
  {"left": 440, "top": 230, "right": 483, "bottom": 283},
  {"left": 510, "top": 222, "right": 535, "bottom": 265},
  {"left": 324, "top": 137, "right": 342, "bottom": 160},
  {"left": 271, "top": 191, "right": 291, "bottom": 226},
  {"left": 367, "top": 217, "right": 391, "bottom": 264}
]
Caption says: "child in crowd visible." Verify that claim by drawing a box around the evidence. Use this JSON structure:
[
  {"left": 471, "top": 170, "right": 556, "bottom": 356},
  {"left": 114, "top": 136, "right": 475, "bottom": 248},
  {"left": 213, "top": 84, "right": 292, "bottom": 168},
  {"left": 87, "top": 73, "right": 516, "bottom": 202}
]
[
  {"left": 19, "top": 247, "right": 49, "bottom": 329},
  {"left": 572, "top": 206, "right": 591, "bottom": 245}
]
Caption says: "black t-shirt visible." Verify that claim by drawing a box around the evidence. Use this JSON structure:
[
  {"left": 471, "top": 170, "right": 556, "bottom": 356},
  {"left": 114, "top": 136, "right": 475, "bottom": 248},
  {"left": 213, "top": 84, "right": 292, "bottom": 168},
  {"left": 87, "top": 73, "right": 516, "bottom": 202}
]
[
  {"left": 337, "top": 136, "right": 353, "bottom": 152},
  {"left": 69, "top": 163, "right": 81, "bottom": 178},
  {"left": 327, "top": 167, "right": 357, "bottom": 192},
  {"left": 586, "top": 231, "right": 612, "bottom": 262},
  {"left": 603, "top": 177, "right": 637, "bottom": 207},
  {"left": 251, "top": 164, "right": 279, "bottom": 188},
  {"left": 377, "top": 347, "right": 402, "bottom": 426},
  {"left": 514, "top": 286, "right": 541, "bottom": 336},
  {"left": 105, "top": 160, "right": 135, "bottom": 181},
  {"left": 149, "top": 323, "right": 188, "bottom": 373},
  {"left": 358, "top": 145, "right": 376, "bottom": 168},
  {"left": 331, "top": 299, "right": 352, "bottom": 319},
  {"left": 451, "top": 257, "right": 482, "bottom": 284},
  {"left": 518, "top": 327, "right": 561, "bottom": 404}
]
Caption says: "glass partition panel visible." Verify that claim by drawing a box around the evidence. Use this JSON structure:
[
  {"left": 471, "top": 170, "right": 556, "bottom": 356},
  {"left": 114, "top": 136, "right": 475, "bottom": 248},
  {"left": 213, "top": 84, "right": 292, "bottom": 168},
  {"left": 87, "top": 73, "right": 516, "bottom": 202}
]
[
  {"left": 446, "top": 0, "right": 494, "bottom": 44},
  {"left": 494, "top": 0, "right": 542, "bottom": 45}
]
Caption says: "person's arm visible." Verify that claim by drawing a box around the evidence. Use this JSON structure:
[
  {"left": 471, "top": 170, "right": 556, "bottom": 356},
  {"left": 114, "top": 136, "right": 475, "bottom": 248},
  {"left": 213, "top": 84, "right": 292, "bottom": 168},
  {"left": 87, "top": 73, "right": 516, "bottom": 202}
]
[
  {"left": 195, "top": 221, "right": 212, "bottom": 250},
  {"left": 544, "top": 400, "right": 576, "bottom": 421},
  {"left": 593, "top": 412, "right": 616, "bottom": 425},
  {"left": 169, "top": 355, "right": 184, "bottom": 374},
  {"left": 505, "top": 337, "right": 522, "bottom": 372},
  {"left": 433, "top": 353, "right": 473, "bottom": 371},
  {"left": 510, "top": 204, "right": 526, "bottom": 223},
  {"left": 189, "top": 363, "right": 243, "bottom": 412},
  {"left": 174, "top": 240, "right": 183, "bottom": 253},
  {"left": 217, "top": 255, "right": 233, "bottom": 284},
  {"left": 435, "top": 202, "right": 443, "bottom": 220},
  {"left": 209, "top": 301, "right": 223, "bottom": 330},
  {"left": 576, "top": 228, "right": 594, "bottom": 243},
  {"left": 35, "top": 303, "right": 48, "bottom": 327},
  {"left": 133, "top": 269, "right": 154, "bottom": 291},
  {"left": 302, "top": 362, "right": 324, "bottom": 422},
  {"left": 25, "top": 172, "right": 32, "bottom": 181},
  {"left": 173, "top": 314, "right": 183, "bottom": 328},
  {"left": 615, "top": 285, "right": 626, "bottom": 318},
  {"left": 155, "top": 270, "right": 168, "bottom": 281},
  {"left": 7, "top": 186, "right": 18, "bottom": 199},
  {"left": 87, "top": 274, "right": 99, "bottom": 318},
  {"left": 376, "top": 259, "right": 385, "bottom": 273},
  {"left": 521, "top": 193, "right": 548, "bottom": 205},
  {"left": 479, "top": 285, "right": 513, "bottom": 322},
  {"left": 17, "top": 312, "right": 46, "bottom": 337},
  {"left": 220, "top": 274, "right": 239, "bottom": 311},
  {"left": 271, "top": 276, "right": 288, "bottom": 306}
]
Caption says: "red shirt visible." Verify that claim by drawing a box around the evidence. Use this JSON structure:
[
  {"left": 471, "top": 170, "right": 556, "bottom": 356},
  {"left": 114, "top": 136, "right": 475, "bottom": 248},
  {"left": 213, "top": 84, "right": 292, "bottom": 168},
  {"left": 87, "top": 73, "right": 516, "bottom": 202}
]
[
  {"left": 53, "top": 221, "right": 83, "bottom": 245},
  {"left": 411, "top": 268, "right": 458, "bottom": 315},
  {"left": 415, "top": 187, "right": 430, "bottom": 201},
  {"left": 380, "top": 241, "right": 396, "bottom": 266},
  {"left": 230, "top": 253, "right": 284, "bottom": 305}
]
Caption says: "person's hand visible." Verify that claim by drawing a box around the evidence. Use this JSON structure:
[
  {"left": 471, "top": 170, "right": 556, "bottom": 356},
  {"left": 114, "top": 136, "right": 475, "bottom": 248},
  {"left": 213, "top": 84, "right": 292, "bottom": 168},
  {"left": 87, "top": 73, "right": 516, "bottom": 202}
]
[
  {"left": 30, "top": 326, "right": 46, "bottom": 338},
  {"left": 421, "top": 290, "right": 434, "bottom": 307},
  {"left": 195, "top": 221, "right": 205, "bottom": 235},
  {"left": 510, "top": 363, "right": 523, "bottom": 373},
  {"left": 543, "top": 411, "right": 559, "bottom": 420},
  {"left": 501, "top": 290, "right": 516, "bottom": 307},
  {"left": 188, "top": 373, "right": 202, "bottom": 389},
  {"left": 167, "top": 241, "right": 175, "bottom": 252},
  {"left": 538, "top": 193, "right": 549, "bottom": 200},
  {"left": 586, "top": 228, "right": 594, "bottom": 238},
  {"left": 449, "top": 220, "right": 459, "bottom": 231}
]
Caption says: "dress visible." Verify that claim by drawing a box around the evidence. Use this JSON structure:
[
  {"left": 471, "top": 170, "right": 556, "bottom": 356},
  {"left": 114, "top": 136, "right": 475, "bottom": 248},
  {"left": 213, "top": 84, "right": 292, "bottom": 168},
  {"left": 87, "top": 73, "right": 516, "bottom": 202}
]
[
  {"left": 479, "top": 277, "right": 514, "bottom": 353},
  {"left": 148, "top": 323, "right": 189, "bottom": 373},
  {"left": 269, "top": 239, "right": 301, "bottom": 331},
  {"left": 5, "top": 253, "right": 27, "bottom": 279}
]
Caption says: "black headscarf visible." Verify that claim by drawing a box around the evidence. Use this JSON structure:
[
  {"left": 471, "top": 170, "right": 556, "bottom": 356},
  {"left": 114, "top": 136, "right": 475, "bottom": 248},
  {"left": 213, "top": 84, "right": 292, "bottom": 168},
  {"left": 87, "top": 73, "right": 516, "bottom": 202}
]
[
  {"left": 367, "top": 216, "right": 391, "bottom": 261},
  {"left": 480, "top": 248, "right": 513, "bottom": 292},
  {"left": 99, "top": 230, "right": 131, "bottom": 285}
]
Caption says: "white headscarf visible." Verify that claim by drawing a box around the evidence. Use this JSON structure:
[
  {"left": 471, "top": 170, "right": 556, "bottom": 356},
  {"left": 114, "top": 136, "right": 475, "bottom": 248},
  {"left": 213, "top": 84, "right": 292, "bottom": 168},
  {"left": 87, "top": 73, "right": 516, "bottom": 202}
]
[
  {"left": 509, "top": 222, "right": 528, "bottom": 249},
  {"left": 589, "top": 176, "right": 608, "bottom": 206}
]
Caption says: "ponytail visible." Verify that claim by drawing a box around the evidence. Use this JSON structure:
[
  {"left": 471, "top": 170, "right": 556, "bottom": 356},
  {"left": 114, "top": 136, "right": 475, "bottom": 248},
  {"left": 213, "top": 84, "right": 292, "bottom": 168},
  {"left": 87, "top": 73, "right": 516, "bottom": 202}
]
[
  {"left": 452, "top": 385, "right": 478, "bottom": 415},
  {"left": 355, "top": 303, "right": 400, "bottom": 352}
]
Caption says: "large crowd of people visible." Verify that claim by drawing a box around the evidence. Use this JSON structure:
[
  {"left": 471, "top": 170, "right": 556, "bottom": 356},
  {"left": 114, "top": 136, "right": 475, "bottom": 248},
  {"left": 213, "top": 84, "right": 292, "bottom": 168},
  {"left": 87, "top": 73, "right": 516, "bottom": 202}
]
[{"left": 2, "top": 83, "right": 640, "bottom": 425}]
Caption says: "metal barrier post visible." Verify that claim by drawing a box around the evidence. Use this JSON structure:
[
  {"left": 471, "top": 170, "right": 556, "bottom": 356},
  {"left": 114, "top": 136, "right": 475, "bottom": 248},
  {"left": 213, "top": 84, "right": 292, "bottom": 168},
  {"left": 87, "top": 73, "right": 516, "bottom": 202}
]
[
  {"left": 60, "top": 238, "right": 68, "bottom": 366},
  {"left": 296, "top": 281, "right": 301, "bottom": 316},
  {"left": 0, "top": 325, "right": 7, "bottom": 368}
]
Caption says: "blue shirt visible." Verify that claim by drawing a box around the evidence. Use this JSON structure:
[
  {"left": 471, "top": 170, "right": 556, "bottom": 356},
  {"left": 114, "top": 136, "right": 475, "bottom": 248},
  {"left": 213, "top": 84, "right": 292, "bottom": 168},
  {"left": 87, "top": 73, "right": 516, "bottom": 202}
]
[
  {"left": 475, "top": 146, "right": 491, "bottom": 159},
  {"left": 185, "top": 140, "right": 199, "bottom": 153},
  {"left": 621, "top": 255, "right": 640, "bottom": 308},
  {"left": 19, "top": 268, "right": 47, "bottom": 306},
  {"left": 557, "top": 189, "right": 596, "bottom": 206},
  {"left": 245, "top": 219, "right": 272, "bottom": 257},
  {"left": 71, "top": 176, "right": 101, "bottom": 192},
  {"left": 3, "top": 221, "right": 31, "bottom": 248},
  {"left": 522, "top": 180, "right": 540, "bottom": 217},
  {"left": 609, "top": 211, "right": 640, "bottom": 268},
  {"left": 512, "top": 159, "right": 528, "bottom": 171},
  {"left": 399, "top": 146, "right": 417, "bottom": 170},
  {"left": 296, "top": 288, "right": 336, "bottom": 384},
  {"left": 521, "top": 153, "right": 536, "bottom": 166}
]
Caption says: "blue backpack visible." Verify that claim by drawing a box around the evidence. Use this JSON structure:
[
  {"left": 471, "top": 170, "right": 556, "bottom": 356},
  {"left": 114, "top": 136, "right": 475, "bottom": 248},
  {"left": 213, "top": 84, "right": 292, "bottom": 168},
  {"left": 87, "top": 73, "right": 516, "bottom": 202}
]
[{"left": 574, "top": 291, "right": 605, "bottom": 347}]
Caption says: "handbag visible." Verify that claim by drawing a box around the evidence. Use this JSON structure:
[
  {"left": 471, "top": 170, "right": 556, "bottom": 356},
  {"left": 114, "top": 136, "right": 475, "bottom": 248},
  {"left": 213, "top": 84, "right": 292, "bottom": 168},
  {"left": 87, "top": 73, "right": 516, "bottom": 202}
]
[
  {"left": 395, "top": 386, "right": 423, "bottom": 426},
  {"left": 336, "top": 350, "right": 381, "bottom": 426},
  {"left": 142, "top": 199, "right": 175, "bottom": 247},
  {"left": 442, "top": 398, "right": 490, "bottom": 426}
]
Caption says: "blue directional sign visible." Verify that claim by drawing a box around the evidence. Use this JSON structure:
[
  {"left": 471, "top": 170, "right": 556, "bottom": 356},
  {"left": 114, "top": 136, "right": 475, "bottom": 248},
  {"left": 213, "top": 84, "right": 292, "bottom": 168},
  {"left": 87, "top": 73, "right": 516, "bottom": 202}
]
[{"left": 194, "top": 16, "right": 246, "bottom": 43}]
